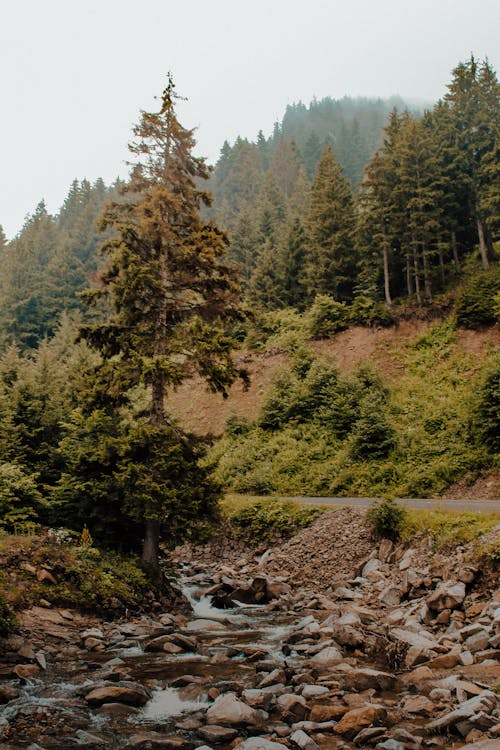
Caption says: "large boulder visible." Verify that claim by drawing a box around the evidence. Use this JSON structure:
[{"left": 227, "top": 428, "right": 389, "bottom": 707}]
[
  {"left": 334, "top": 706, "right": 387, "bottom": 739},
  {"left": 85, "top": 683, "right": 151, "bottom": 707}
]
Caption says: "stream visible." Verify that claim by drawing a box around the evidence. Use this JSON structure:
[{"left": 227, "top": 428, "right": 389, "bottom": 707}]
[{"left": 1, "top": 566, "right": 300, "bottom": 749}]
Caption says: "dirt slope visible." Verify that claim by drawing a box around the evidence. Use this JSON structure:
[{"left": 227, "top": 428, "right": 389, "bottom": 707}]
[{"left": 167, "top": 322, "right": 500, "bottom": 437}]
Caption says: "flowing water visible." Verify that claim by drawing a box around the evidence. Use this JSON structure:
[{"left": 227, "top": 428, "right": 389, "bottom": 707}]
[{"left": 1, "top": 568, "right": 295, "bottom": 749}]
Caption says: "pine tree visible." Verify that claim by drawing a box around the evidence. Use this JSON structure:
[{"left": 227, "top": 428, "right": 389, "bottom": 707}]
[
  {"left": 81, "top": 76, "right": 244, "bottom": 571},
  {"left": 444, "top": 56, "right": 500, "bottom": 268},
  {"left": 305, "top": 147, "right": 356, "bottom": 301}
]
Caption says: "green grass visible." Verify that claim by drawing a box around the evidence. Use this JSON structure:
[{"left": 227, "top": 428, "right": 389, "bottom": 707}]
[{"left": 401, "top": 509, "right": 498, "bottom": 548}]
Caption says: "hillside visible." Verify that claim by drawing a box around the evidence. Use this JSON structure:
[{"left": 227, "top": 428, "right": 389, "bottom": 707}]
[{"left": 168, "top": 321, "right": 500, "bottom": 436}]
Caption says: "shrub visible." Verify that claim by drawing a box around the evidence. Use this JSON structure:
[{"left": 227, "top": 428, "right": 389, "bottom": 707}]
[
  {"left": 471, "top": 356, "right": 500, "bottom": 453},
  {"left": 0, "top": 463, "right": 45, "bottom": 530},
  {"left": 0, "top": 591, "right": 16, "bottom": 636},
  {"left": 349, "top": 395, "right": 396, "bottom": 460},
  {"left": 456, "top": 266, "right": 500, "bottom": 328},
  {"left": 307, "top": 295, "right": 348, "bottom": 338},
  {"left": 367, "top": 498, "right": 407, "bottom": 541},
  {"left": 229, "top": 497, "right": 323, "bottom": 544},
  {"left": 349, "top": 295, "right": 395, "bottom": 327}
]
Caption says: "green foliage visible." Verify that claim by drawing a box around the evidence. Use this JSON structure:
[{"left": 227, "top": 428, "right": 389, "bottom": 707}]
[
  {"left": 228, "top": 497, "right": 323, "bottom": 544},
  {"left": 349, "top": 394, "right": 396, "bottom": 460},
  {"left": 456, "top": 267, "right": 500, "bottom": 328},
  {"left": 348, "top": 296, "right": 395, "bottom": 327},
  {"left": 0, "top": 590, "right": 16, "bottom": 636},
  {"left": 307, "top": 294, "right": 348, "bottom": 338},
  {"left": 367, "top": 498, "right": 407, "bottom": 541},
  {"left": 0, "top": 463, "right": 44, "bottom": 529},
  {"left": 401, "top": 509, "right": 498, "bottom": 548},
  {"left": 471, "top": 355, "right": 500, "bottom": 452}
]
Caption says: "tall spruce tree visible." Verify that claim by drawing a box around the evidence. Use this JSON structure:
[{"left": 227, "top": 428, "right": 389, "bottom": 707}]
[
  {"left": 305, "top": 147, "right": 356, "bottom": 301},
  {"left": 82, "top": 76, "right": 243, "bottom": 571}
]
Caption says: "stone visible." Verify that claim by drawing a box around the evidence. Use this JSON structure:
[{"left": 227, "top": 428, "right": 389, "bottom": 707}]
[
  {"left": 289, "top": 729, "right": 319, "bottom": 750},
  {"left": 241, "top": 689, "right": 273, "bottom": 710},
  {"left": 460, "top": 650, "right": 474, "bottom": 666},
  {"left": 426, "top": 581, "right": 465, "bottom": 612},
  {"left": 308, "top": 704, "right": 347, "bottom": 722},
  {"left": 277, "top": 693, "right": 308, "bottom": 720},
  {"left": 198, "top": 725, "right": 238, "bottom": 742},
  {"left": 426, "top": 651, "right": 460, "bottom": 669},
  {"left": 74, "top": 730, "right": 107, "bottom": 745},
  {"left": 332, "top": 624, "right": 365, "bottom": 648},
  {"left": 362, "top": 559, "right": 381, "bottom": 576},
  {"left": 338, "top": 668, "right": 396, "bottom": 692},
  {"left": 85, "top": 683, "right": 151, "bottom": 707},
  {"left": 13, "top": 663, "right": 40, "bottom": 679},
  {"left": 18, "top": 641, "right": 36, "bottom": 660},
  {"left": 309, "top": 646, "right": 343, "bottom": 666},
  {"left": 378, "top": 539, "right": 394, "bottom": 562},
  {"left": 335, "top": 706, "right": 387, "bottom": 739},
  {"left": 375, "top": 741, "right": 404, "bottom": 750},
  {"left": 236, "top": 739, "right": 285, "bottom": 750},
  {"left": 125, "top": 733, "right": 188, "bottom": 749},
  {"left": 378, "top": 585, "right": 401, "bottom": 607},
  {"left": 301, "top": 685, "right": 329, "bottom": 699},
  {"left": 353, "top": 727, "right": 387, "bottom": 746},
  {"left": 402, "top": 695, "right": 435, "bottom": 716},
  {"left": 465, "top": 630, "right": 491, "bottom": 653},
  {"left": 426, "top": 690, "right": 498, "bottom": 733},
  {"left": 205, "top": 693, "right": 263, "bottom": 726},
  {"left": 185, "top": 619, "right": 226, "bottom": 632},
  {"left": 258, "top": 668, "right": 286, "bottom": 687},
  {"left": 36, "top": 569, "right": 57, "bottom": 584},
  {"left": 0, "top": 717, "right": 9, "bottom": 739}
]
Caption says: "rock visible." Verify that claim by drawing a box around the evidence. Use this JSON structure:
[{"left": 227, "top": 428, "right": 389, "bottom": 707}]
[
  {"left": 309, "top": 646, "right": 343, "bottom": 666},
  {"left": 125, "top": 734, "right": 188, "bottom": 749},
  {"left": 0, "top": 684, "right": 21, "bottom": 703},
  {"left": 426, "top": 581, "right": 465, "bottom": 612},
  {"left": 13, "top": 663, "right": 40, "bottom": 679},
  {"left": 353, "top": 727, "right": 387, "bottom": 746},
  {"left": 426, "top": 690, "right": 498, "bottom": 733},
  {"left": 459, "top": 650, "right": 474, "bottom": 666},
  {"left": 185, "top": 619, "right": 226, "bottom": 632},
  {"left": 74, "top": 730, "right": 107, "bottom": 746},
  {"left": 0, "top": 717, "right": 9, "bottom": 739},
  {"left": 277, "top": 693, "right": 308, "bottom": 720},
  {"left": 426, "top": 651, "right": 461, "bottom": 669},
  {"left": 335, "top": 706, "right": 387, "bottom": 739},
  {"left": 289, "top": 729, "right": 319, "bottom": 750},
  {"left": 375, "top": 741, "right": 404, "bottom": 750},
  {"left": 402, "top": 695, "right": 435, "bottom": 716},
  {"left": 378, "top": 540, "right": 394, "bottom": 562},
  {"left": 332, "top": 624, "right": 365, "bottom": 648},
  {"left": 378, "top": 585, "right": 401, "bottom": 607},
  {"left": 241, "top": 689, "right": 273, "bottom": 710},
  {"left": 309, "top": 704, "right": 347, "bottom": 722},
  {"left": 18, "top": 641, "right": 36, "bottom": 660},
  {"left": 35, "top": 651, "right": 46, "bottom": 670},
  {"left": 362, "top": 559, "right": 381, "bottom": 576},
  {"left": 465, "top": 629, "right": 491, "bottom": 653},
  {"left": 235, "top": 739, "right": 285, "bottom": 750},
  {"left": 85, "top": 683, "right": 151, "bottom": 707},
  {"left": 36, "top": 569, "right": 57, "bottom": 584},
  {"left": 81, "top": 627, "right": 104, "bottom": 639},
  {"left": 338, "top": 668, "right": 396, "bottom": 692},
  {"left": 198, "top": 725, "right": 238, "bottom": 742},
  {"left": 333, "top": 586, "right": 363, "bottom": 600},
  {"left": 258, "top": 668, "right": 286, "bottom": 687},
  {"left": 459, "top": 741, "right": 500, "bottom": 750},
  {"left": 205, "top": 693, "right": 263, "bottom": 726},
  {"left": 301, "top": 685, "right": 329, "bottom": 699}
]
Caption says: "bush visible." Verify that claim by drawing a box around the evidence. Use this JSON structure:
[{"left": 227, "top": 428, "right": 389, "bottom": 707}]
[
  {"left": 307, "top": 295, "right": 348, "bottom": 338},
  {"left": 0, "top": 591, "right": 16, "bottom": 636},
  {"left": 0, "top": 463, "right": 45, "bottom": 530},
  {"left": 456, "top": 266, "right": 500, "bottom": 328},
  {"left": 349, "top": 395, "right": 396, "bottom": 460},
  {"left": 471, "top": 356, "right": 500, "bottom": 452},
  {"left": 367, "top": 498, "right": 407, "bottom": 541},
  {"left": 229, "top": 497, "right": 323, "bottom": 544},
  {"left": 349, "top": 295, "right": 395, "bottom": 327}
]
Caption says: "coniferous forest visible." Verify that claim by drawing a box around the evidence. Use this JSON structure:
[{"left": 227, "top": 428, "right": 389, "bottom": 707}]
[{"left": 0, "top": 56, "right": 499, "bottom": 566}]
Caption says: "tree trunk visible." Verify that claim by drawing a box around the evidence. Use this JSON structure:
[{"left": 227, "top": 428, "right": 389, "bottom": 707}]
[
  {"left": 413, "top": 251, "right": 422, "bottom": 306},
  {"left": 477, "top": 218, "right": 490, "bottom": 270},
  {"left": 422, "top": 243, "right": 432, "bottom": 302},
  {"left": 382, "top": 232, "right": 392, "bottom": 307},
  {"left": 438, "top": 244, "right": 446, "bottom": 286},
  {"left": 142, "top": 518, "right": 161, "bottom": 572},
  {"left": 451, "top": 230, "right": 460, "bottom": 271},
  {"left": 406, "top": 254, "right": 414, "bottom": 299}
]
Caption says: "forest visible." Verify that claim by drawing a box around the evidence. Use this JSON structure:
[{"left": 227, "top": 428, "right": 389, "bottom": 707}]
[{"left": 0, "top": 56, "right": 498, "bottom": 571}]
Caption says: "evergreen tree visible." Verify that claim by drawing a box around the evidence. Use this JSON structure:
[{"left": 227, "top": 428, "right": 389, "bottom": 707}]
[
  {"left": 81, "top": 76, "right": 244, "bottom": 571},
  {"left": 305, "top": 147, "right": 356, "bottom": 301}
]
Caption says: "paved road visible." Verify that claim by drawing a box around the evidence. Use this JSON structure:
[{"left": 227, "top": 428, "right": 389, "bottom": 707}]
[{"left": 280, "top": 495, "right": 500, "bottom": 514}]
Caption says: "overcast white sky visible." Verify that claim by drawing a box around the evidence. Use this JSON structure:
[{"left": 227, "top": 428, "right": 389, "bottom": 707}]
[{"left": 1, "top": 0, "right": 498, "bottom": 239}]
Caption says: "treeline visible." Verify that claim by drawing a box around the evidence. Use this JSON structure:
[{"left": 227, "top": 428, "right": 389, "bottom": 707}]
[
  {"left": 213, "top": 56, "right": 499, "bottom": 311},
  {"left": 0, "top": 179, "right": 118, "bottom": 349}
]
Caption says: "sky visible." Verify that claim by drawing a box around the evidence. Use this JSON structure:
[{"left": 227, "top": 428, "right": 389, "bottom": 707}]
[{"left": 1, "top": 0, "right": 498, "bottom": 239}]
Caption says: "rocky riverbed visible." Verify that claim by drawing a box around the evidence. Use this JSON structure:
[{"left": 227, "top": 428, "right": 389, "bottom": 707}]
[{"left": 1, "top": 510, "right": 499, "bottom": 749}]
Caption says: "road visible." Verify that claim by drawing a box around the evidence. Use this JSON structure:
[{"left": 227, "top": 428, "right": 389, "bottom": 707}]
[{"left": 280, "top": 495, "right": 500, "bottom": 514}]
